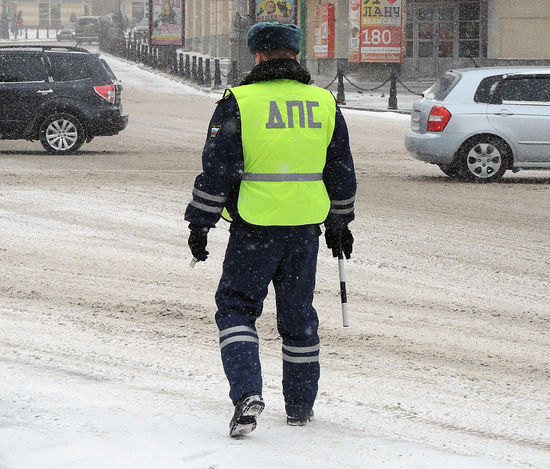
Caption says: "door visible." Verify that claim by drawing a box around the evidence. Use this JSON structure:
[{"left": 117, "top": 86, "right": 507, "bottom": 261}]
[
  {"left": 487, "top": 75, "right": 550, "bottom": 163},
  {"left": 0, "top": 54, "right": 52, "bottom": 136},
  {"left": 416, "top": 4, "right": 457, "bottom": 78},
  {"left": 404, "top": 1, "right": 485, "bottom": 79}
]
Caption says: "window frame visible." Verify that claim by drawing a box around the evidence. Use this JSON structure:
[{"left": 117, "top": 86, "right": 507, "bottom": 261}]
[
  {"left": 0, "top": 53, "right": 49, "bottom": 84},
  {"left": 489, "top": 75, "right": 550, "bottom": 106}
]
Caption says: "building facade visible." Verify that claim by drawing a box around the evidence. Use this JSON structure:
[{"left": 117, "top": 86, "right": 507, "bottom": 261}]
[{"left": 183, "top": 0, "right": 550, "bottom": 80}]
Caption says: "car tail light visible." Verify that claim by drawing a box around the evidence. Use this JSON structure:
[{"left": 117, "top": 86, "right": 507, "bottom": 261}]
[
  {"left": 93, "top": 84, "right": 116, "bottom": 104},
  {"left": 427, "top": 105, "right": 452, "bottom": 132}
]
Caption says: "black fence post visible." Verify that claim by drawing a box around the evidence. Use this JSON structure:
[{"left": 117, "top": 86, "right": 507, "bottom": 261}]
[
  {"left": 204, "top": 58, "right": 212, "bottom": 87},
  {"left": 213, "top": 59, "right": 222, "bottom": 88},
  {"left": 35, "top": 27, "right": 39, "bottom": 38},
  {"left": 179, "top": 53, "right": 184, "bottom": 76},
  {"left": 388, "top": 66, "right": 398, "bottom": 110},
  {"left": 336, "top": 64, "right": 346, "bottom": 105},
  {"left": 191, "top": 56, "right": 197, "bottom": 81},
  {"left": 25, "top": 27, "right": 28, "bottom": 39},
  {"left": 184, "top": 54, "right": 190, "bottom": 78},
  {"left": 228, "top": 60, "right": 240, "bottom": 87},
  {"left": 197, "top": 57, "right": 204, "bottom": 85}
]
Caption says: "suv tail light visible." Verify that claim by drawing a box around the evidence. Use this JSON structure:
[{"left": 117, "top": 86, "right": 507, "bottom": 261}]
[
  {"left": 94, "top": 84, "right": 116, "bottom": 104},
  {"left": 427, "top": 105, "right": 452, "bottom": 132}
]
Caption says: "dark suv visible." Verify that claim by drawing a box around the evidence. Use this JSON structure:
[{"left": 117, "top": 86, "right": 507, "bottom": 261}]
[{"left": 0, "top": 45, "right": 128, "bottom": 154}]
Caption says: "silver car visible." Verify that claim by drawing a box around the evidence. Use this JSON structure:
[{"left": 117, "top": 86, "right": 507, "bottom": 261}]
[{"left": 405, "top": 67, "right": 550, "bottom": 182}]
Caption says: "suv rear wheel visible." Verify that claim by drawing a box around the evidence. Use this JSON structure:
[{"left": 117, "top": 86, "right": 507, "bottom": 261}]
[
  {"left": 457, "top": 135, "right": 510, "bottom": 183},
  {"left": 39, "top": 113, "right": 85, "bottom": 154}
]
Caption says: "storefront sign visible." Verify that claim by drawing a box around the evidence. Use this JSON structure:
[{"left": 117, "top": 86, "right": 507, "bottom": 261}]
[
  {"left": 150, "top": 0, "right": 184, "bottom": 46},
  {"left": 256, "top": 0, "right": 295, "bottom": 23},
  {"left": 349, "top": 0, "right": 406, "bottom": 63},
  {"left": 314, "top": 3, "right": 335, "bottom": 59}
]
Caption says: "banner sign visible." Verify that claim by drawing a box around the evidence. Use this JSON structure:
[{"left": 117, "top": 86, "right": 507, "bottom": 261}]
[
  {"left": 349, "top": 0, "right": 406, "bottom": 63},
  {"left": 256, "top": 0, "right": 295, "bottom": 23},
  {"left": 150, "top": 0, "right": 184, "bottom": 46},
  {"left": 314, "top": 4, "right": 335, "bottom": 59}
]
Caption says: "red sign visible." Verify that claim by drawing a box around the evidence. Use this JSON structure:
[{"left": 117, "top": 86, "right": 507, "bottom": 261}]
[
  {"left": 314, "top": 4, "right": 335, "bottom": 59},
  {"left": 349, "top": 0, "right": 406, "bottom": 63}
]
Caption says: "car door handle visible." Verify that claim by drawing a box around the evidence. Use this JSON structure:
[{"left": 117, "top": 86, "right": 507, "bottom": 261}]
[
  {"left": 493, "top": 109, "right": 514, "bottom": 116},
  {"left": 37, "top": 89, "right": 54, "bottom": 95}
]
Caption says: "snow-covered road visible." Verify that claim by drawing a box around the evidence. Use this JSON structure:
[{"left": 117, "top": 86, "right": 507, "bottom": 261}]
[{"left": 0, "top": 55, "right": 549, "bottom": 469}]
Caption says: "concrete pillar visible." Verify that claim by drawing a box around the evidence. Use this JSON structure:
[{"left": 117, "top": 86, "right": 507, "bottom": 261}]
[{"left": 201, "top": 0, "right": 210, "bottom": 55}]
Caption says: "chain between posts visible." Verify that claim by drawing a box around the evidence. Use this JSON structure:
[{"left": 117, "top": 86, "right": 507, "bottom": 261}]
[
  {"left": 396, "top": 76, "right": 424, "bottom": 96},
  {"left": 344, "top": 74, "right": 392, "bottom": 92}
]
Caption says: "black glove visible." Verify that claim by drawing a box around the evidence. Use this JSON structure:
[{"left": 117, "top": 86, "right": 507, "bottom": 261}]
[
  {"left": 188, "top": 226, "right": 209, "bottom": 262},
  {"left": 325, "top": 226, "right": 353, "bottom": 259}
]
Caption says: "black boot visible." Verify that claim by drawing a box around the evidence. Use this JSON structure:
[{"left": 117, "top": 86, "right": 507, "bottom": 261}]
[
  {"left": 287, "top": 410, "right": 314, "bottom": 426},
  {"left": 229, "top": 392, "right": 265, "bottom": 437}
]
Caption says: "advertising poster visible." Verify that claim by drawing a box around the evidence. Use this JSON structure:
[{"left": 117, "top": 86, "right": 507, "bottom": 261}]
[
  {"left": 150, "top": 0, "right": 184, "bottom": 46},
  {"left": 314, "top": 4, "right": 335, "bottom": 59},
  {"left": 348, "top": 0, "right": 361, "bottom": 62},
  {"left": 350, "top": 0, "right": 406, "bottom": 63},
  {"left": 256, "top": 0, "right": 295, "bottom": 23}
]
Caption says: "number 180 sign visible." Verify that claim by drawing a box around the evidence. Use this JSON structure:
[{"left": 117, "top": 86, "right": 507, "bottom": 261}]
[{"left": 349, "top": 0, "right": 406, "bottom": 63}]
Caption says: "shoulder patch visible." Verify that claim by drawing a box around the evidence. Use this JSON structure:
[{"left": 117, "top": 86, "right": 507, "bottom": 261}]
[{"left": 209, "top": 123, "right": 222, "bottom": 139}]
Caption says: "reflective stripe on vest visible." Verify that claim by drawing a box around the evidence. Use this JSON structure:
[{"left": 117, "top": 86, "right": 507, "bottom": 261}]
[{"left": 230, "top": 79, "right": 335, "bottom": 226}]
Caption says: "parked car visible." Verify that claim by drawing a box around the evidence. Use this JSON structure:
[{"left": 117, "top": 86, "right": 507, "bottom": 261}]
[
  {"left": 405, "top": 67, "right": 550, "bottom": 182},
  {"left": 132, "top": 18, "right": 149, "bottom": 40},
  {"left": 74, "top": 16, "right": 100, "bottom": 43},
  {"left": 56, "top": 23, "right": 75, "bottom": 42},
  {"left": 0, "top": 45, "right": 128, "bottom": 154}
]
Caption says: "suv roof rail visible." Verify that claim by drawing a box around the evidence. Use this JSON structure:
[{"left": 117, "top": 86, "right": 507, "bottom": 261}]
[{"left": 0, "top": 45, "right": 89, "bottom": 53}]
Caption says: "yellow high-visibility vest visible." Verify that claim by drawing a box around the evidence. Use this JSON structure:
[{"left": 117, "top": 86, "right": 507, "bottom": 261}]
[{"left": 230, "top": 79, "right": 336, "bottom": 226}]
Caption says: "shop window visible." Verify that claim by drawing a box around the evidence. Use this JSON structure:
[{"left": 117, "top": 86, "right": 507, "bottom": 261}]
[
  {"left": 459, "top": 40, "right": 479, "bottom": 58},
  {"left": 459, "top": 2, "right": 480, "bottom": 57},
  {"left": 439, "top": 7, "right": 454, "bottom": 22},
  {"left": 439, "top": 42, "right": 453, "bottom": 57},
  {"left": 459, "top": 3, "right": 480, "bottom": 21},
  {"left": 419, "top": 23, "right": 433, "bottom": 40},
  {"left": 419, "top": 42, "right": 433, "bottom": 57},
  {"left": 459, "top": 22, "right": 479, "bottom": 39},
  {"left": 418, "top": 7, "right": 434, "bottom": 22},
  {"left": 439, "top": 22, "right": 453, "bottom": 40}
]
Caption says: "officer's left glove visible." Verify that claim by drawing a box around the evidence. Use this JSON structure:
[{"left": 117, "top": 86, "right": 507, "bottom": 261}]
[
  {"left": 188, "top": 225, "right": 209, "bottom": 262},
  {"left": 325, "top": 226, "right": 353, "bottom": 259}
]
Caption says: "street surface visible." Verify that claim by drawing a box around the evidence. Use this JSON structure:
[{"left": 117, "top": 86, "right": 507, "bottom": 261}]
[{"left": 0, "top": 54, "right": 549, "bottom": 468}]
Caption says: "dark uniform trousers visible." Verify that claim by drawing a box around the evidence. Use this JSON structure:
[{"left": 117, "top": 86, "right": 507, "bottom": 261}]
[{"left": 215, "top": 224, "right": 321, "bottom": 417}]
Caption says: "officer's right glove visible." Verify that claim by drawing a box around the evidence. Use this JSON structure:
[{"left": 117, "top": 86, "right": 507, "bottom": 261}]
[
  {"left": 324, "top": 226, "right": 353, "bottom": 259},
  {"left": 188, "top": 225, "right": 209, "bottom": 262}
]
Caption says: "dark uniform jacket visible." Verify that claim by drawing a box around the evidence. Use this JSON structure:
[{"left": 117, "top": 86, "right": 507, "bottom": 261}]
[{"left": 185, "top": 59, "right": 356, "bottom": 236}]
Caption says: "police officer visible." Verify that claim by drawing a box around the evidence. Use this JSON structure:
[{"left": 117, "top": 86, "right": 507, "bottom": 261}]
[{"left": 185, "top": 21, "right": 356, "bottom": 437}]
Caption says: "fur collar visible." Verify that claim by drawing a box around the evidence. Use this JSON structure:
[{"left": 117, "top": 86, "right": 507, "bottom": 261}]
[{"left": 239, "top": 59, "right": 311, "bottom": 86}]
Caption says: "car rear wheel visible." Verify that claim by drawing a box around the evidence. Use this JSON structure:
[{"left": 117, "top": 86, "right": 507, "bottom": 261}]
[
  {"left": 39, "top": 113, "right": 85, "bottom": 154},
  {"left": 458, "top": 136, "right": 510, "bottom": 183}
]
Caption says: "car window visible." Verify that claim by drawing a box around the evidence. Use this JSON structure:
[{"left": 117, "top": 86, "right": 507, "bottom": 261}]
[
  {"left": 500, "top": 77, "right": 550, "bottom": 103},
  {"left": 78, "top": 18, "right": 98, "bottom": 27},
  {"left": 423, "top": 72, "right": 460, "bottom": 100},
  {"left": 47, "top": 54, "right": 96, "bottom": 81},
  {"left": 0, "top": 55, "right": 47, "bottom": 82},
  {"left": 474, "top": 75, "right": 503, "bottom": 103}
]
